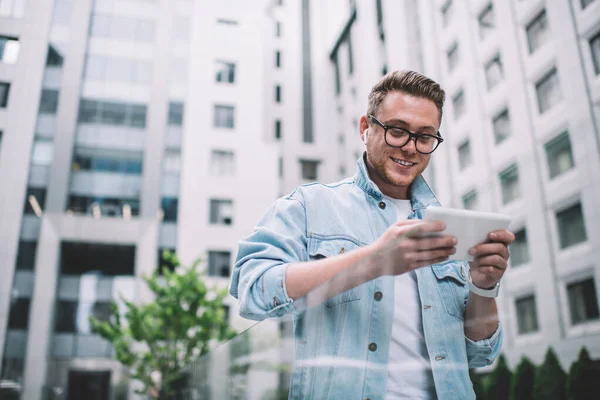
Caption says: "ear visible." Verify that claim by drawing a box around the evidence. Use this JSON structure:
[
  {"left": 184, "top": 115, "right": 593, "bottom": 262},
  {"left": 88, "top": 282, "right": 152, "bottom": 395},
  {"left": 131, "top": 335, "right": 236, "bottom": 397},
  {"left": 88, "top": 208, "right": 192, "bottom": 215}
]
[{"left": 362, "top": 129, "right": 369, "bottom": 145}]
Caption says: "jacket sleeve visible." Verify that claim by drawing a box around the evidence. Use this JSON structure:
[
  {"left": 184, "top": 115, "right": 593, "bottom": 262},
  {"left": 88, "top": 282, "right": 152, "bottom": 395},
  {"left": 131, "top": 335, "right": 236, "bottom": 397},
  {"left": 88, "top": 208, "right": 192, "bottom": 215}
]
[
  {"left": 229, "top": 189, "right": 308, "bottom": 321},
  {"left": 463, "top": 280, "right": 504, "bottom": 367}
]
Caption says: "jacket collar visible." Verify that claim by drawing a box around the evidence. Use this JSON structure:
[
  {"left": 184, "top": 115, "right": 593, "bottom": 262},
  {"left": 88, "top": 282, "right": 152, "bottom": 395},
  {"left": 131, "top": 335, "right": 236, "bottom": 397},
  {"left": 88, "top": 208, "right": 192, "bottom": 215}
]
[{"left": 353, "top": 152, "right": 441, "bottom": 210}]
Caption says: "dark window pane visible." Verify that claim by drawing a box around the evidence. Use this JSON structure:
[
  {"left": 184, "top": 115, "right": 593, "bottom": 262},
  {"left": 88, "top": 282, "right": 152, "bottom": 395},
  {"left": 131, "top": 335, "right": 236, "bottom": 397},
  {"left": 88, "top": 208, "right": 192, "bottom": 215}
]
[
  {"left": 8, "top": 299, "right": 31, "bottom": 330},
  {"left": 39, "top": 89, "right": 59, "bottom": 114},
  {"left": 275, "top": 119, "right": 282, "bottom": 140},
  {"left": 545, "top": 131, "right": 574, "bottom": 179},
  {"left": 130, "top": 104, "right": 147, "bottom": 128},
  {"left": 54, "top": 300, "right": 77, "bottom": 333},
  {"left": 161, "top": 197, "right": 178, "bottom": 222},
  {"left": 516, "top": 295, "right": 539, "bottom": 334},
  {"left": 557, "top": 203, "right": 587, "bottom": 249},
  {"left": 168, "top": 102, "right": 184, "bottom": 126},
  {"left": 46, "top": 45, "right": 64, "bottom": 66},
  {"left": 568, "top": 278, "right": 600, "bottom": 325},
  {"left": 16, "top": 241, "right": 37, "bottom": 270},
  {"left": 0, "top": 82, "right": 10, "bottom": 108},
  {"left": 101, "top": 102, "right": 127, "bottom": 125},
  {"left": 67, "top": 195, "right": 140, "bottom": 217},
  {"left": 208, "top": 251, "right": 231, "bottom": 277},
  {"left": 157, "top": 248, "right": 177, "bottom": 273},
  {"left": 275, "top": 85, "right": 282, "bottom": 103},
  {"left": 591, "top": 32, "right": 600, "bottom": 75},
  {"left": 526, "top": 10, "right": 550, "bottom": 54},
  {"left": 60, "top": 242, "right": 135, "bottom": 276},
  {"left": 78, "top": 99, "right": 100, "bottom": 123},
  {"left": 23, "top": 187, "right": 46, "bottom": 215},
  {"left": 300, "top": 160, "right": 319, "bottom": 180},
  {"left": 209, "top": 199, "right": 233, "bottom": 225},
  {"left": 511, "top": 229, "right": 530, "bottom": 267}
]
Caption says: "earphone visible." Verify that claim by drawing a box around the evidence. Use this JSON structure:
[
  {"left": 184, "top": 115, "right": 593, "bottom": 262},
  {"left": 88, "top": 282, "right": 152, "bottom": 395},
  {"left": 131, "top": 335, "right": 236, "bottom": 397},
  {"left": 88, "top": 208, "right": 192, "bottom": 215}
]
[{"left": 362, "top": 129, "right": 369, "bottom": 145}]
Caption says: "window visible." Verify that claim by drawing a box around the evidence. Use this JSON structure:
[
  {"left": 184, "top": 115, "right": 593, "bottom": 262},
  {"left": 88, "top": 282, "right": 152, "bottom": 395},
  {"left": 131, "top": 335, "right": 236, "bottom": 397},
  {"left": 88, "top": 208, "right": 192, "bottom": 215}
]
[
  {"left": 216, "top": 18, "right": 238, "bottom": 25},
  {"left": 73, "top": 149, "right": 143, "bottom": 175},
  {"left": 157, "top": 248, "right": 177, "bottom": 273},
  {"left": 90, "top": 14, "right": 155, "bottom": 43},
  {"left": 457, "top": 139, "right": 472, "bottom": 170},
  {"left": 215, "top": 61, "right": 235, "bottom": 83},
  {"left": 511, "top": 228, "right": 530, "bottom": 267},
  {"left": 567, "top": 278, "right": 600, "bottom": 325},
  {"left": 208, "top": 251, "right": 231, "bottom": 277},
  {"left": 452, "top": 90, "right": 465, "bottom": 120},
  {"left": 84, "top": 55, "right": 152, "bottom": 85},
  {"left": 536, "top": 69, "right": 562, "bottom": 113},
  {"left": 173, "top": 16, "right": 190, "bottom": 40},
  {"left": 0, "top": 35, "right": 19, "bottom": 64},
  {"left": 300, "top": 160, "right": 319, "bottom": 181},
  {"left": 24, "top": 187, "right": 46, "bottom": 215},
  {"left": 39, "top": 89, "right": 59, "bottom": 114},
  {"left": 275, "top": 120, "right": 282, "bottom": 140},
  {"left": 67, "top": 196, "right": 140, "bottom": 218},
  {"left": 8, "top": 299, "right": 30, "bottom": 330},
  {"left": 493, "top": 109, "right": 511, "bottom": 144},
  {"left": 516, "top": 295, "right": 539, "bottom": 334},
  {"left": 60, "top": 242, "right": 136, "bottom": 276},
  {"left": 556, "top": 203, "right": 587, "bottom": 249},
  {"left": 581, "top": 0, "right": 596, "bottom": 9},
  {"left": 214, "top": 105, "right": 235, "bottom": 128},
  {"left": 77, "top": 99, "right": 147, "bottom": 128},
  {"left": 275, "top": 85, "right": 282, "bottom": 103},
  {"left": 168, "top": 102, "right": 184, "bottom": 126},
  {"left": 462, "top": 190, "right": 478, "bottom": 210},
  {"left": 46, "top": 45, "right": 64, "bottom": 67},
  {"left": 0, "top": 82, "right": 10, "bottom": 108},
  {"left": 210, "top": 150, "right": 235, "bottom": 176},
  {"left": 447, "top": 43, "right": 459, "bottom": 72},
  {"left": 279, "top": 157, "right": 283, "bottom": 178},
  {"left": 209, "top": 199, "right": 234, "bottom": 225},
  {"left": 17, "top": 244, "right": 39, "bottom": 271},
  {"left": 545, "top": 132, "right": 574, "bottom": 179},
  {"left": 485, "top": 55, "right": 503, "bottom": 90},
  {"left": 0, "top": 0, "right": 26, "bottom": 18},
  {"left": 499, "top": 164, "right": 520, "bottom": 204},
  {"left": 162, "top": 150, "right": 181, "bottom": 175},
  {"left": 275, "top": 50, "right": 281, "bottom": 68},
  {"left": 441, "top": 0, "right": 453, "bottom": 28},
  {"left": 54, "top": 301, "right": 111, "bottom": 333},
  {"left": 590, "top": 32, "right": 600, "bottom": 75},
  {"left": 478, "top": 4, "right": 495, "bottom": 40},
  {"left": 32, "top": 140, "right": 54, "bottom": 166},
  {"left": 275, "top": 21, "right": 282, "bottom": 37},
  {"left": 526, "top": 10, "right": 550, "bottom": 54},
  {"left": 161, "top": 197, "right": 178, "bottom": 222}
]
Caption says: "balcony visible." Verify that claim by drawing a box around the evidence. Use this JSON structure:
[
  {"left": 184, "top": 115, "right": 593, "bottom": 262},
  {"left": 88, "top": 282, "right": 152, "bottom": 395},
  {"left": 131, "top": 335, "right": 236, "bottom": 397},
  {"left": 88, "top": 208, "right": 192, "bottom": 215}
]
[
  {"left": 70, "top": 171, "right": 141, "bottom": 199},
  {"left": 76, "top": 124, "right": 145, "bottom": 152}
]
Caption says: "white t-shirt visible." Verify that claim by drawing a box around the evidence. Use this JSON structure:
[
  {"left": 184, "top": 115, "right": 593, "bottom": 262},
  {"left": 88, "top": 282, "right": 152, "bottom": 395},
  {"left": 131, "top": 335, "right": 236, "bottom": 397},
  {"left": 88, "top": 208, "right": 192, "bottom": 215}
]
[{"left": 384, "top": 195, "right": 436, "bottom": 399}]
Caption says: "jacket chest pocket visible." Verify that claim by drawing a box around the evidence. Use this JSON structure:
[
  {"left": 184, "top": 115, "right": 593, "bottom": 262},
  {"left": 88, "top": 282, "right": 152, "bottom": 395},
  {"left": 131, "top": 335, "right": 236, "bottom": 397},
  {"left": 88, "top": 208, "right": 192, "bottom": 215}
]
[
  {"left": 433, "top": 262, "right": 468, "bottom": 321},
  {"left": 308, "top": 236, "right": 363, "bottom": 308}
]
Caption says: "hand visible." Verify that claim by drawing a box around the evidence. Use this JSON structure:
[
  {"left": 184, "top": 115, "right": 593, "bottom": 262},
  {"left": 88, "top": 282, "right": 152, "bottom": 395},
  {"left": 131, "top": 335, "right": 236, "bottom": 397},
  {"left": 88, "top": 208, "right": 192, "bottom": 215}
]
[
  {"left": 468, "top": 230, "right": 515, "bottom": 289},
  {"left": 369, "top": 220, "right": 457, "bottom": 277}
]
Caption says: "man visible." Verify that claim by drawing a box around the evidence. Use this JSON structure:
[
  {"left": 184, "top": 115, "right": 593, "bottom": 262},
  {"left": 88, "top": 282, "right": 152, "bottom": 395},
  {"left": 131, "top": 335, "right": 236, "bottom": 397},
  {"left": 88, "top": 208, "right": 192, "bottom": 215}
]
[{"left": 230, "top": 70, "right": 514, "bottom": 399}]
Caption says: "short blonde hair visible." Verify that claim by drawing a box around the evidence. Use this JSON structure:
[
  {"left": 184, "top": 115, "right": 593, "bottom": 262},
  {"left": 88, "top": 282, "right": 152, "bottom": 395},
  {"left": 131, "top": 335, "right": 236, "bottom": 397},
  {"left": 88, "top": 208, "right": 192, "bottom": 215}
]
[{"left": 367, "top": 70, "right": 446, "bottom": 123}]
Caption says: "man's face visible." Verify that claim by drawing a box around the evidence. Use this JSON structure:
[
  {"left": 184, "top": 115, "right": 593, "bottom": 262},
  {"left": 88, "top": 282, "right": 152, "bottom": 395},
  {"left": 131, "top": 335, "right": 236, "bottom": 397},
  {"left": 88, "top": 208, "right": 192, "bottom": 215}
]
[{"left": 361, "top": 91, "right": 440, "bottom": 196}]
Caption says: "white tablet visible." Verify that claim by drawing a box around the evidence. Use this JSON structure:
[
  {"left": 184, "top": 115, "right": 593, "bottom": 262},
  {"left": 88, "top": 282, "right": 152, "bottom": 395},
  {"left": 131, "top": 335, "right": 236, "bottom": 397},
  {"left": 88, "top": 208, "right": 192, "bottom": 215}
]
[{"left": 422, "top": 207, "right": 512, "bottom": 262}]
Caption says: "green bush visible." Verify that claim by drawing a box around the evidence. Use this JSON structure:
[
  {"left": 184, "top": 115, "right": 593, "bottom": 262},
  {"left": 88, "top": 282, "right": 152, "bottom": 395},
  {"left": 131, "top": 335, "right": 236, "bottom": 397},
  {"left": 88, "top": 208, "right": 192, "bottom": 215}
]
[
  {"left": 566, "top": 347, "right": 600, "bottom": 400},
  {"left": 532, "top": 348, "right": 566, "bottom": 400},
  {"left": 485, "top": 355, "right": 512, "bottom": 400},
  {"left": 511, "top": 357, "right": 536, "bottom": 400},
  {"left": 470, "top": 369, "right": 486, "bottom": 400}
]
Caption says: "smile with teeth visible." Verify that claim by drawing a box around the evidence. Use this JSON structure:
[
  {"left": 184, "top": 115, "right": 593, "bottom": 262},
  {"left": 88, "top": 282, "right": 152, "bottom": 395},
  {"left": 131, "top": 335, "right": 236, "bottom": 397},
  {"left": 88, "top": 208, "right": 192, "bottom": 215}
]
[{"left": 391, "top": 157, "right": 416, "bottom": 167}]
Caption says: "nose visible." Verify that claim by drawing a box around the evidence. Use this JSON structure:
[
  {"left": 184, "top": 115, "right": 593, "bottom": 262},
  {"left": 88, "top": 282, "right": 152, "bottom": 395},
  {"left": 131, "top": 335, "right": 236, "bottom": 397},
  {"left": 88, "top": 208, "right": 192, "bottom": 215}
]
[{"left": 401, "top": 137, "right": 418, "bottom": 154}]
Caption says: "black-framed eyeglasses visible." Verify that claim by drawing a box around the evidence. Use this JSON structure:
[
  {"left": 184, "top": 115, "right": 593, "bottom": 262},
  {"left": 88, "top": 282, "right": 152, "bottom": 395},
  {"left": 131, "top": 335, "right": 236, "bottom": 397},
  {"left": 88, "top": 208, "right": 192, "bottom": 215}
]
[{"left": 368, "top": 115, "right": 444, "bottom": 154}]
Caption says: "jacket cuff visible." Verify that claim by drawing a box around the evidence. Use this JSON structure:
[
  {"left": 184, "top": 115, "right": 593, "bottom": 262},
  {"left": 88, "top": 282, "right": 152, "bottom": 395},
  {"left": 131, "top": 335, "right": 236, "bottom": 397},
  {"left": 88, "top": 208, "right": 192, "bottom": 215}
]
[
  {"left": 261, "top": 263, "right": 306, "bottom": 318},
  {"left": 465, "top": 321, "right": 503, "bottom": 367}
]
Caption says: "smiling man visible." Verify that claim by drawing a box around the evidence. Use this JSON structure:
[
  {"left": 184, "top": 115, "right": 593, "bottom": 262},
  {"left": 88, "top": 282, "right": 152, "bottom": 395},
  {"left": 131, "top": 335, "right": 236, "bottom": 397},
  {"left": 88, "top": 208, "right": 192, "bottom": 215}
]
[{"left": 230, "top": 70, "right": 514, "bottom": 399}]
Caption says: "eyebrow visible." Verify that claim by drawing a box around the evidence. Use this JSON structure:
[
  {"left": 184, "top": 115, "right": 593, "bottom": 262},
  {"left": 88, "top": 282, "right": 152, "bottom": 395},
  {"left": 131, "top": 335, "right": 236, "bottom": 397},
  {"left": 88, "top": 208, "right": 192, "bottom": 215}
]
[{"left": 384, "top": 118, "right": 437, "bottom": 132}]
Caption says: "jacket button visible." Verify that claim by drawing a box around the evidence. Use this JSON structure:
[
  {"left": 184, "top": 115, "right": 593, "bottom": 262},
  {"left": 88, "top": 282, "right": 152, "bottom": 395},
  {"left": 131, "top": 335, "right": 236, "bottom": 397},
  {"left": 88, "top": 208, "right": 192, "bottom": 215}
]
[
  {"left": 368, "top": 343, "right": 377, "bottom": 352},
  {"left": 340, "top": 247, "right": 345, "bottom": 253},
  {"left": 374, "top": 291, "right": 383, "bottom": 301},
  {"left": 378, "top": 201, "right": 386, "bottom": 209}
]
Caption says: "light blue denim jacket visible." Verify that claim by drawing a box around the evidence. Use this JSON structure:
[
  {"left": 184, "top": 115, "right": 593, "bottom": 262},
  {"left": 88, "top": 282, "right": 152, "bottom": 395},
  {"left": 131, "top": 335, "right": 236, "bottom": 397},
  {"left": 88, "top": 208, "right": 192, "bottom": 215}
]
[{"left": 230, "top": 155, "right": 503, "bottom": 399}]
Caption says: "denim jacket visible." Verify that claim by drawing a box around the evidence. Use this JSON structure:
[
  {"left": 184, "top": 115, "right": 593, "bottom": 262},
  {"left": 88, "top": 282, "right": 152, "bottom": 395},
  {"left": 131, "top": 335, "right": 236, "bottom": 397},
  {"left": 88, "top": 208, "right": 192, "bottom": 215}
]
[{"left": 230, "top": 155, "right": 503, "bottom": 399}]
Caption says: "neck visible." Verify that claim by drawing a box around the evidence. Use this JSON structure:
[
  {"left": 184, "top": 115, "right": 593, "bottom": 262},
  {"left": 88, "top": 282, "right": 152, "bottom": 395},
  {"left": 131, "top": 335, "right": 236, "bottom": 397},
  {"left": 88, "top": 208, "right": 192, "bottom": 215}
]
[{"left": 364, "top": 155, "right": 410, "bottom": 200}]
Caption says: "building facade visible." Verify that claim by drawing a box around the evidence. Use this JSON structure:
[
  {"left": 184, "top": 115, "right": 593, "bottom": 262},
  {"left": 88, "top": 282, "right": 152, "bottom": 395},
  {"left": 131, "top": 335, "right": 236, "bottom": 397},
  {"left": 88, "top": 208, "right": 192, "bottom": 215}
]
[{"left": 307, "top": 0, "right": 600, "bottom": 372}]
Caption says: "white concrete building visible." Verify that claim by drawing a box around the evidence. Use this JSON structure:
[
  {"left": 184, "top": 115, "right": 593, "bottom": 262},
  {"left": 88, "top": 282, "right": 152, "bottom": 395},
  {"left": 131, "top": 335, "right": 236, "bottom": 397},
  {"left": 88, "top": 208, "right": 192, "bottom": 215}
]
[
  {"left": 306, "top": 0, "right": 600, "bottom": 372},
  {"left": 0, "top": 0, "right": 287, "bottom": 398}
]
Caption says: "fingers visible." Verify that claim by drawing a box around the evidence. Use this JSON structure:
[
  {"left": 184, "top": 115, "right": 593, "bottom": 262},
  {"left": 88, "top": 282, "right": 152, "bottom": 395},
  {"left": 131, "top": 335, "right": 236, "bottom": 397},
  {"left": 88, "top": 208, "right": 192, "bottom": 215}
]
[
  {"left": 469, "top": 242, "right": 509, "bottom": 259},
  {"left": 473, "top": 254, "right": 508, "bottom": 270},
  {"left": 488, "top": 230, "right": 515, "bottom": 245},
  {"left": 413, "top": 247, "right": 456, "bottom": 263},
  {"left": 404, "top": 220, "right": 446, "bottom": 238},
  {"left": 471, "top": 264, "right": 504, "bottom": 282},
  {"left": 413, "top": 235, "right": 457, "bottom": 251}
]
